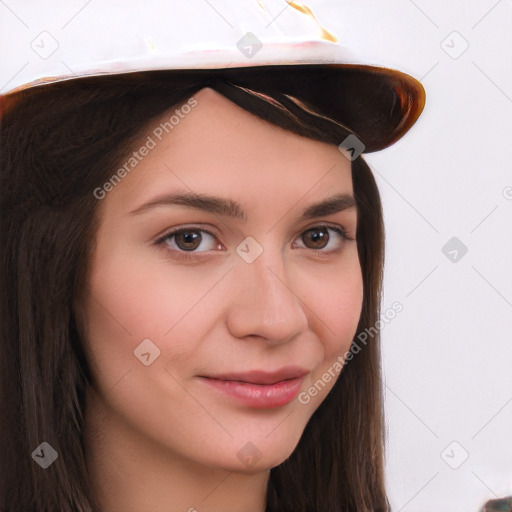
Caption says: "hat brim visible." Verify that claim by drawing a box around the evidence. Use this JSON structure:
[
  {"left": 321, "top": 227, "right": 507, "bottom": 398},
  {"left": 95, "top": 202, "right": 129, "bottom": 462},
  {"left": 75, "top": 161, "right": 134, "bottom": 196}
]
[{"left": 0, "top": 63, "right": 424, "bottom": 153}]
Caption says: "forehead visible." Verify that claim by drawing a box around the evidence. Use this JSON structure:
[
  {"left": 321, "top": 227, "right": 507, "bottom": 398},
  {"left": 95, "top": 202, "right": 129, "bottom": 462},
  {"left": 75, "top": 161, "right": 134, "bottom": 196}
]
[{"left": 101, "top": 87, "right": 354, "bottom": 214}]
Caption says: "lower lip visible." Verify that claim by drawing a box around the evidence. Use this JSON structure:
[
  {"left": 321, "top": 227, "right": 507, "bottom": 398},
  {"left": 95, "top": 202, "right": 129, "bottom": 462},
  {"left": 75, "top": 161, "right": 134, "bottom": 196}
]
[{"left": 200, "top": 376, "right": 304, "bottom": 408}]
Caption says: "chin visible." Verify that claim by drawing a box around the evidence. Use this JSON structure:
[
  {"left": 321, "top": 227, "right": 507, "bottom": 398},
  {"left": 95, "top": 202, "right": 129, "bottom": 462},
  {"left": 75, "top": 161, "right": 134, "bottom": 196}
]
[{"left": 229, "top": 432, "right": 303, "bottom": 474}]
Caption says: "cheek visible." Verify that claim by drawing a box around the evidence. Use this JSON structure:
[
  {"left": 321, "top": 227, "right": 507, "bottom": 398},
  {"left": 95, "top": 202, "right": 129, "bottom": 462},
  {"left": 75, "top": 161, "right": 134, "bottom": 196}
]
[
  {"left": 302, "top": 251, "right": 363, "bottom": 358},
  {"left": 296, "top": 251, "right": 363, "bottom": 405},
  {"left": 78, "top": 248, "right": 225, "bottom": 448},
  {"left": 79, "top": 245, "right": 213, "bottom": 390},
  {"left": 84, "top": 242, "right": 221, "bottom": 338}
]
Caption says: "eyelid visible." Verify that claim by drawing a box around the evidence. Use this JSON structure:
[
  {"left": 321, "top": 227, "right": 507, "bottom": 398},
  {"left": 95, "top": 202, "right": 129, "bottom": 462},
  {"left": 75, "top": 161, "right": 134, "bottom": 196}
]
[
  {"left": 301, "top": 221, "right": 355, "bottom": 241},
  {"left": 152, "top": 222, "right": 219, "bottom": 241}
]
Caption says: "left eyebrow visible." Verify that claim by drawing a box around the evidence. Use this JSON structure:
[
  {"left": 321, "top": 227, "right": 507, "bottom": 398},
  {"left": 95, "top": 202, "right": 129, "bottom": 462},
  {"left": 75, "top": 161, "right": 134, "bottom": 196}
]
[
  {"left": 295, "top": 193, "right": 356, "bottom": 223},
  {"left": 129, "top": 190, "right": 356, "bottom": 222}
]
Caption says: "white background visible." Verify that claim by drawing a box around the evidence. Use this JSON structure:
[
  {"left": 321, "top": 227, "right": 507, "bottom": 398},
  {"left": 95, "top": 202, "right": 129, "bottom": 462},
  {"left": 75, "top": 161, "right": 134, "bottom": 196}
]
[{"left": 1, "top": 2, "right": 511, "bottom": 511}]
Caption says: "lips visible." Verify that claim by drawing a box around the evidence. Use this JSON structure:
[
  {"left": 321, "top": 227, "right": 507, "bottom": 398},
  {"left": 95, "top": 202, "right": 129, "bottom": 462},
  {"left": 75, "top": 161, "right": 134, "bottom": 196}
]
[
  {"left": 204, "top": 366, "right": 309, "bottom": 385},
  {"left": 198, "top": 366, "right": 308, "bottom": 408}
]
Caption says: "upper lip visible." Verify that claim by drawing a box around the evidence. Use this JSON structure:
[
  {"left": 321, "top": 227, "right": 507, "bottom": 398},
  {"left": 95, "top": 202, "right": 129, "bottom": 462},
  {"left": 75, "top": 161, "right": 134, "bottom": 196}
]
[{"left": 202, "top": 366, "right": 308, "bottom": 385}]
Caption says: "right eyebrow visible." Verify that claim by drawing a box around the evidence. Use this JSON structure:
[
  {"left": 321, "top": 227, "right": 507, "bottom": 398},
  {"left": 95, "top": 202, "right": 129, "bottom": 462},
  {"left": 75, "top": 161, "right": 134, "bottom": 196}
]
[{"left": 129, "top": 190, "right": 248, "bottom": 221}]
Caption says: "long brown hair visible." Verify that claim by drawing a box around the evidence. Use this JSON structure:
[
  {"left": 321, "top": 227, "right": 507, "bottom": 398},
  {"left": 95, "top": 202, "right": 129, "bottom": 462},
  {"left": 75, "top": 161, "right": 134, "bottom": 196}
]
[{"left": 0, "top": 69, "right": 387, "bottom": 511}]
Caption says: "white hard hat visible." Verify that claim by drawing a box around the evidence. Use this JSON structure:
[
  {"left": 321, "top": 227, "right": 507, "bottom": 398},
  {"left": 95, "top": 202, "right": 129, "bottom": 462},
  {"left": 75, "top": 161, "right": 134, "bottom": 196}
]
[{"left": 0, "top": 0, "right": 425, "bottom": 152}]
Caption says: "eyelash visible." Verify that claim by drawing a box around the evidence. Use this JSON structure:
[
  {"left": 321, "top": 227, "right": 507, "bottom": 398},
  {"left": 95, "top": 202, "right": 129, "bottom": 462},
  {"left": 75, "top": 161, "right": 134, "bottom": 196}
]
[{"left": 154, "top": 224, "right": 354, "bottom": 262}]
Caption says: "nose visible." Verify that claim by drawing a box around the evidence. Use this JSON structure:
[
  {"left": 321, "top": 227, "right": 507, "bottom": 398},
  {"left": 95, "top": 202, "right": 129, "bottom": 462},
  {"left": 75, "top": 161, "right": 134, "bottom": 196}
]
[{"left": 225, "top": 243, "right": 309, "bottom": 345}]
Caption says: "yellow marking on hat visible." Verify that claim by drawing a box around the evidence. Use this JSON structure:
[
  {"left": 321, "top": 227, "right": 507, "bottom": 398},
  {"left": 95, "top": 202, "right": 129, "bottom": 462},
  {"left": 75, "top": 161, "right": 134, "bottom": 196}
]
[{"left": 287, "top": 1, "right": 338, "bottom": 42}]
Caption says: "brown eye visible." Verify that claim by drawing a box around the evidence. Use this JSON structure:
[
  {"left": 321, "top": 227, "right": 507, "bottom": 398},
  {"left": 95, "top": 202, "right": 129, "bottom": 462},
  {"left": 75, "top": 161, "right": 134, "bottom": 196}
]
[
  {"left": 294, "top": 225, "right": 350, "bottom": 254},
  {"left": 302, "top": 227, "right": 331, "bottom": 249},
  {"left": 155, "top": 227, "right": 222, "bottom": 262},
  {"left": 174, "top": 230, "right": 202, "bottom": 251}
]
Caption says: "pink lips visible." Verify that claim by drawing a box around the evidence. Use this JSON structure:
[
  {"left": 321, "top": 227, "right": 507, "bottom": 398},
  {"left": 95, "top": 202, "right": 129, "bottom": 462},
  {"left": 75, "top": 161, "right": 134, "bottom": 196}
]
[{"left": 199, "top": 366, "right": 308, "bottom": 409}]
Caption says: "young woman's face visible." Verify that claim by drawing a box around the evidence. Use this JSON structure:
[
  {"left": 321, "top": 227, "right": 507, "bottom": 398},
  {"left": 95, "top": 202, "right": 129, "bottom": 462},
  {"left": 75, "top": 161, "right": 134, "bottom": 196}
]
[{"left": 77, "top": 87, "right": 363, "bottom": 473}]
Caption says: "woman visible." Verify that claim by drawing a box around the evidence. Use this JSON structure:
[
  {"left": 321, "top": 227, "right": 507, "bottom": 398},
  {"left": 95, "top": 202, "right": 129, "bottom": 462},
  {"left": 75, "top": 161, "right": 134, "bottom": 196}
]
[{"left": 0, "top": 6, "right": 426, "bottom": 512}]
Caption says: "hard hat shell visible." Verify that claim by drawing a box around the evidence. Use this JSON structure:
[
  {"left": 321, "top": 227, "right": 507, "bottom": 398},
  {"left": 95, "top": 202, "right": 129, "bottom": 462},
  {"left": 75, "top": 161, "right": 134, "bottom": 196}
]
[{"left": 0, "top": 0, "right": 425, "bottom": 152}]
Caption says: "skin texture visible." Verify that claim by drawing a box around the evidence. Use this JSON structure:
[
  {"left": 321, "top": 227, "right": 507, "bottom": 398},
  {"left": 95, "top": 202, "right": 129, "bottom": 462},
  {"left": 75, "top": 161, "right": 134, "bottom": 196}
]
[{"left": 76, "top": 87, "right": 363, "bottom": 512}]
